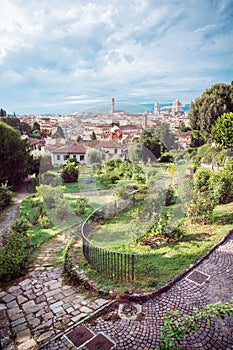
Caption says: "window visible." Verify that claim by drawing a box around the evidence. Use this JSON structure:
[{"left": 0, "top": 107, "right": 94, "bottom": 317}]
[
  {"left": 73, "top": 155, "right": 76, "bottom": 158},
  {"left": 65, "top": 155, "right": 69, "bottom": 160},
  {"left": 57, "top": 155, "right": 60, "bottom": 160},
  {"left": 80, "top": 155, "right": 85, "bottom": 161},
  {"left": 114, "top": 149, "right": 118, "bottom": 154}
]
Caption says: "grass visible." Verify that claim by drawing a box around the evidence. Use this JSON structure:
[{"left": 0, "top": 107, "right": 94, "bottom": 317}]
[
  {"left": 74, "top": 201, "right": 233, "bottom": 294},
  {"left": 9, "top": 162, "right": 233, "bottom": 295}
]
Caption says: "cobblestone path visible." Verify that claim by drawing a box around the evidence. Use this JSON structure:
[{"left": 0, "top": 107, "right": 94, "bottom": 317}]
[
  {"left": 0, "top": 233, "right": 110, "bottom": 350},
  {"left": 41, "top": 232, "right": 233, "bottom": 350}
]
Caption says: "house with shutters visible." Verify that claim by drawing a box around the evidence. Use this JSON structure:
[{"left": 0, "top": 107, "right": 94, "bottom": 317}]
[{"left": 50, "top": 142, "right": 86, "bottom": 165}]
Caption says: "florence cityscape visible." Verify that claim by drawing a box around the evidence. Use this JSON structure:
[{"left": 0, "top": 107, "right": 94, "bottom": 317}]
[{"left": 0, "top": 1, "right": 233, "bottom": 350}]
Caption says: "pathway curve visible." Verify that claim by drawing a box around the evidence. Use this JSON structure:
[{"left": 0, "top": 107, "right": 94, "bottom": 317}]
[
  {"left": 0, "top": 232, "right": 110, "bottom": 350},
  {"left": 0, "top": 190, "right": 233, "bottom": 349}
]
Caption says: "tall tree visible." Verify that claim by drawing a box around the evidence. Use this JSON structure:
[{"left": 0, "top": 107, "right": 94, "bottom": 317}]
[
  {"left": 156, "top": 122, "right": 178, "bottom": 150},
  {"left": 211, "top": 112, "right": 233, "bottom": 150},
  {"left": 189, "top": 82, "right": 233, "bottom": 134},
  {"left": 0, "top": 122, "right": 31, "bottom": 188},
  {"left": 139, "top": 129, "right": 165, "bottom": 161},
  {"left": 0, "top": 108, "right": 6, "bottom": 116},
  {"left": 0, "top": 116, "right": 20, "bottom": 131},
  {"left": 90, "top": 131, "right": 97, "bottom": 140}
]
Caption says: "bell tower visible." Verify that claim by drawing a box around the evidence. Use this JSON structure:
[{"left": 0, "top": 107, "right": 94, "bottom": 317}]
[{"left": 111, "top": 97, "right": 115, "bottom": 114}]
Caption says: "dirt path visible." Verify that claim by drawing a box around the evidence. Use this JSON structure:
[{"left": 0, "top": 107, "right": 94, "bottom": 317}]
[{"left": 0, "top": 185, "right": 28, "bottom": 248}]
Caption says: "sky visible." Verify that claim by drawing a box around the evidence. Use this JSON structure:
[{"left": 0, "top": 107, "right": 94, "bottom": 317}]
[{"left": 0, "top": 0, "right": 233, "bottom": 115}]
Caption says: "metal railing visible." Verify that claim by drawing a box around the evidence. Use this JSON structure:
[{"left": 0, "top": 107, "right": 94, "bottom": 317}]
[{"left": 81, "top": 191, "right": 140, "bottom": 281}]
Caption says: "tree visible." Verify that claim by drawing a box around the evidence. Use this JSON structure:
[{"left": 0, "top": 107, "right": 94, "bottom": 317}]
[
  {"left": 20, "top": 122, "right": 32, "bottom": 136},
  {"left": 90, "top": 131, "right": 97, "bottom": 140},
  {"left": 156, "top": 122, "right": 178, "bottom": 150},
  {"left": 139, "top": 129, "right": 166, "bottom": 160},
  {"left": 0, "top": 116, "right": 21, "bottom": 131},
  {"left": 0, "top": 122, "right": 31, "bottom": 188},
  {"left": 51, "top": 126, "right": 65, "bottom": 139},
  {"left": 77, "top": 135, "right": 83, "bottom": 142},
  {"left": 211, "top": 112, "right": 233, "bottom": 150},
  {"left": 61, "top": 161, "right": 79, "bottom": 183},
  {"left": 86, "top": 148, "right": 102, "bottom": 164},
  {"left": 0, "top": 108, "right": 6, "bottom": 116},
  {"left": 189, "top": 82, "right": 233, "bottom": 135}
]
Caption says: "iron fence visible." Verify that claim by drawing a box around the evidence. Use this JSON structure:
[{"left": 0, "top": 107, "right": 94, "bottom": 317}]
[{"left": 81, "top": 191, "right": 140, "bottom": 281}]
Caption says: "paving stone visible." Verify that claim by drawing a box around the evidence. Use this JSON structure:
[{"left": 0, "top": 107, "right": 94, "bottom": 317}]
[
  {"left": 17, "top": 295, "right": 28, "bottom": 304},
  {"left": 16, "top": 328, "right": 31, "bottom": 344},
  {"left": 18, "top": 279, "right": 31, "bottom": 287},
  {"left": 2, "top": 293, "right": 15, "bottom": 303},
  {"left": 7, "top": 299, "right": 19, "bottom": 309},
  {"left": 45, "top": 288, "right": 62, "bottom": 298},
  {"left": 37, "top": 330, "right": 55, "bottom": 343},
  {"left": 80, "top": 306, "right": 92, "bottom": 313},
  {"left": 95, "top": 298, "right": 109, "bottom": 307},
  {"left": 71, "top": 312, "right": 87, "bottom": 323},
  {"left": 17, "top": 338, "right": 37, "bottom": 350},
  {"left": 0, "top": 303, "right": 7, "bottom": 311}
]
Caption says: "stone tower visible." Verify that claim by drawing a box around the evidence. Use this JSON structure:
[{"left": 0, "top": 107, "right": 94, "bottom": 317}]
[{"left": 111, "top": 97, "right": 115, "bottom": 114}]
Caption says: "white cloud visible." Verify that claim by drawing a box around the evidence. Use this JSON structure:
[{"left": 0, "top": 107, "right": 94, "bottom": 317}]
[{"left": 0, "top": 0, "right": 232, "bottom": 114}]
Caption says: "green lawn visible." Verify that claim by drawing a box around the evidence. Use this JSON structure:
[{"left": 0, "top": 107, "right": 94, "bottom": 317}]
[{"left": 76, "top": 201, "right": 233, "bottom": 293}]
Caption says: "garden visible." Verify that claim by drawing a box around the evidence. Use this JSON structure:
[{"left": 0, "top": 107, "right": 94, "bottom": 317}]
[{"left": 1, "top": 147, "right": 233, "bottom": 296}]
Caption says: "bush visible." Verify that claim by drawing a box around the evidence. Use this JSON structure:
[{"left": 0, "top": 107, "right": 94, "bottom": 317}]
[
  {"left": 0, "top": 221, "right": 30, "bottom": 281},
  {"left": 0, "top": 182, "right": 13, "bottom": 210},
  {"left": 11, "top": 218, "right": 30, "bottom": 234},
  {"left": 193, "top": 168, "right": 212, "bottom": 192},
  {"left": 36, "top": 184, "right": 65, "bottom": 209},
  {"left": 74, "top": 197, "right": 88, "bottom": 215},
  {"left": 188, "top": 191, "right": 217, "bottom": 224},
  {"left": 209, "top": 170, "right": 233, "bottom": 204},
  {"left": 55, "top": 198, "right": 72, "bottom": 220},
  {"left": 38, "top": 215, "right": 53, "bottom": 228},
  {"left": 159, "top": 152, "right": 174, "bottom": 163},
  {"left": 165, "top": 185, "right": 176, "bottom": 206},
  {"left": 61, "top": 162, "right": 79, "bottom": 183}
]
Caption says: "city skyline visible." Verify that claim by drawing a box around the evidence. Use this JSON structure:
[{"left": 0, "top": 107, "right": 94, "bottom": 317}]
[{"left": 0, "top": 0, "right": 233, "bottom": 115}]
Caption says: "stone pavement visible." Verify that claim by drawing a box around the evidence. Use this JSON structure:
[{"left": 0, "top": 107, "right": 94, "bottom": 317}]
[
  {"left": 0, "top": 201, "right": 233, "bottom": 350},
  {"left": 40, "top": 232, "right": 233, "bottom": 350},
  {"left": 0, "top": 234, "right": 110, "bottom": 350}
]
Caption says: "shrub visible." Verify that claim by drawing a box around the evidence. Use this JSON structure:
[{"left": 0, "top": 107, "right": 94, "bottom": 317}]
[
  {"left": 74, "top": 197, "right": 88, "bottom": 215},
  {"left": 193, "top": 168, "right": 212, "bottom": 192},
  {"left": 159, "top": 152, "right": 174, "bottom": 163},
  {"left": 0, "top": 222, "right": 30, "bottom": 281},
  {"left": 38, "top": 215, "right": 53, "bottom": 229},
  {"left": 188, "top": 191, "right": 217, "bottom": 224},
  {"left": 36, "top": 184, "right": 65, "bottom": 209},
  {"left": 11, "top": 218, "right": 30, "bottom": 234},
  {"left": 209, "top": 170, "right": 233, "bottom": 204},
  {"left": 61, "top": 162, "right": 79, "bottom": 183},
  {"left": 0, "top": 182, "right": 13, "bottom": 210},
  {"left": 164, "top": 186, "right": 176, "bottom": 206},
  {"left": 55, "top": 198, "right": 72, "bottom": 220}
]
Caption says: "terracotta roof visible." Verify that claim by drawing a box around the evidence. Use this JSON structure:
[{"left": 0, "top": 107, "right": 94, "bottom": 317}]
[
  {"left": 52, "top": 142, "right": 86, "bottom": 154},
  {"left": 95, "top": 140, "right": 122, "bottom": 149}
]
